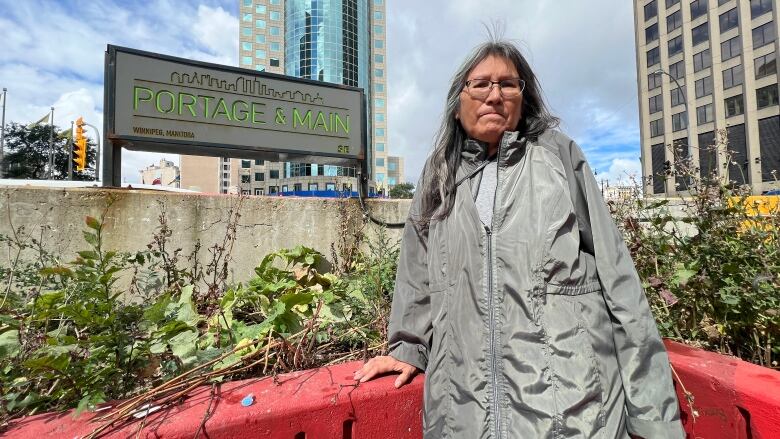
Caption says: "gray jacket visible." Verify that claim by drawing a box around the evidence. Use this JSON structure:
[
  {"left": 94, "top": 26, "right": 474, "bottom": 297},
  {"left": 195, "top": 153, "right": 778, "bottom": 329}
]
[{"left": 388, "top": 130, "right": 684, "bottom": 438}]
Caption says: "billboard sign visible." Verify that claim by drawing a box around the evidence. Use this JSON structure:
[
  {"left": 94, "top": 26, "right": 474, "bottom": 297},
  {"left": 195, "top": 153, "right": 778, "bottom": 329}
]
[{"left": 105, "top": 45, "right": 365, "bottom": 162}]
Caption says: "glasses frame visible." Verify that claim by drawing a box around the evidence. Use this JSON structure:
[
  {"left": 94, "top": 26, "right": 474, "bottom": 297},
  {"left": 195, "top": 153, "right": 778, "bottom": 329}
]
[{"left": 463, "top": 78, "right": 526, "bottom": 100}]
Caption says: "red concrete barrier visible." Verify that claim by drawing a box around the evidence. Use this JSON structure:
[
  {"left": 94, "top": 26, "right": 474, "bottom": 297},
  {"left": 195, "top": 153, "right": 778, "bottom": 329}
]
[
  {"left": 5, "top": 342, "right": 779, "bottom": 438},
  {"left": 4, "top": 360, "right": 424, "bottom": 438},
  {"left": 666, "top": 340, "right": 780, "bottom": 439}
]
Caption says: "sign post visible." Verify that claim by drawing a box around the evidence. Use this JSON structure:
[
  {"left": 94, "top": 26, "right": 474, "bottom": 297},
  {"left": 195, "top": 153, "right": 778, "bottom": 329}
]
[{"left": 103, "top": 45, "right": 367, "bottom": 191}]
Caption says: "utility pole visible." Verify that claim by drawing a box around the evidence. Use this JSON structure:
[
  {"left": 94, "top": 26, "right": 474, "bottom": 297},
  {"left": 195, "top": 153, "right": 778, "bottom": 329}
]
[
  {"left": 68, "top": 120, "right": 74, "bottom": 180},
  {"left": 46, "top": 107, "right": 54, "bottom": 179},
  {"left": 0, "top": 88, "right": 6, "bottom": 178}
]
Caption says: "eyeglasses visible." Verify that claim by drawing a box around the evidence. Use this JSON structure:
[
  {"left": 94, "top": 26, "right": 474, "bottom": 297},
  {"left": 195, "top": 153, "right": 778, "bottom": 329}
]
[{"left": 463, "top": 78, "right": 526, "bottom": 100}]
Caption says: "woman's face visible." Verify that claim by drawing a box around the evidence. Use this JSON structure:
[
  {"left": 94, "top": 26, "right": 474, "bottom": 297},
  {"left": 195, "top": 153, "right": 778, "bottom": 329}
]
[{"left": 457, "top": 55, "right": 524, "bottom": 149}]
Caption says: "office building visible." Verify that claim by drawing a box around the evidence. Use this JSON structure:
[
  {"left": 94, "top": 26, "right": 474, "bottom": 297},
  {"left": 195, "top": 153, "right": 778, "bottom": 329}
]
[
  {"left": 140, "top": 159, "right": 180, "bottom": 188},
  {"left": 181, "top": 0, "right": 403, "bottom": 195},
  {"left": 634, "top": 0, "right": 779, "bottom": 196}
]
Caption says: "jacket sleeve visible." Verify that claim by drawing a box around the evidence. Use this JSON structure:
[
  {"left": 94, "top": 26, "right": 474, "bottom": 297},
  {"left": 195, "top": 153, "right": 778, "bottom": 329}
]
[
  {"left": 386, "top": 188, "right": 433, "bottom": 371},
  {"left": 562, "top": 139, "right": 685, "bottom": 439}
]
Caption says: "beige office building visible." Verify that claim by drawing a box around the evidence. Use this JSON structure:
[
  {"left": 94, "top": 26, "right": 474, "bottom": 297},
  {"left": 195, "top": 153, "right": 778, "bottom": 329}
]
[
  {"left": 634, "top": 0, "right": 779, "bottom": 196},
  {"left": 140, "top": 159, "right": 180, "bottom": 188},
  {"left": 181, "top": 0, "right": 404, "bottom": 196}
]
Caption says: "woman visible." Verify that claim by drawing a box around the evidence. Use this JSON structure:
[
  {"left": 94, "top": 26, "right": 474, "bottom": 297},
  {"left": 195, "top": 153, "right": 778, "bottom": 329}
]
[{"left": 354, "top": 40, "right": 684, "bottom": 438}]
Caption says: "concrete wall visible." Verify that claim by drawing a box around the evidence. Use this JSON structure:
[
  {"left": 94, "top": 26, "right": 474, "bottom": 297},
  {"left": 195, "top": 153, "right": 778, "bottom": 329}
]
[{"left": 0, "top": 186, "right": 411, "bottom": 284}]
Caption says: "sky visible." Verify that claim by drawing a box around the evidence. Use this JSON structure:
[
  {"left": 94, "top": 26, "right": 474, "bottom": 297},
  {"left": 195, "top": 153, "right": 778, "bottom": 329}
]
[{"left": 0, "top": 0, "right": 642, "bottom": 185}]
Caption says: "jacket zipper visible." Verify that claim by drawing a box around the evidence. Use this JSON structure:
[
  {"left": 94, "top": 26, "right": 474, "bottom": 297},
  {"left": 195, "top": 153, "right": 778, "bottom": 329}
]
[{"left": 488, "top": 138, "right": 504, "bottom": 438}]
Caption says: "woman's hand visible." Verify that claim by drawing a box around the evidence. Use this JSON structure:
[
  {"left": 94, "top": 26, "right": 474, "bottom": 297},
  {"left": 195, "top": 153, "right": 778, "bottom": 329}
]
[{"left": 353, "top": 355, "right": 418, "bottom": 388}]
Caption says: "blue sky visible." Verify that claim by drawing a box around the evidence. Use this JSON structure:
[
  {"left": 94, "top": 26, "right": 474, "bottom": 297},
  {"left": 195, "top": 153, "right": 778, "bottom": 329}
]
[{"left": 0, "top": 0, "right": 642, "bottom": 184}]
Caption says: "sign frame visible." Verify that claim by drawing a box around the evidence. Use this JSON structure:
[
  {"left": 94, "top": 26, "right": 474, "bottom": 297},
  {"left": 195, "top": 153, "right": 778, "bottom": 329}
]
[{"left": 102, "top": 45, "right": 369, "bottom": 190}]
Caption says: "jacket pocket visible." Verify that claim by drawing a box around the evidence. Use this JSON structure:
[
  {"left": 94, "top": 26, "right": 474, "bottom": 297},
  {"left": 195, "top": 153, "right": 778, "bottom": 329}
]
[
  {"left": 427, "top": 219, "right": 450, "bottom": 293},
  {"left": 423, "top": 287, "right": 454, "bottom": 437}
]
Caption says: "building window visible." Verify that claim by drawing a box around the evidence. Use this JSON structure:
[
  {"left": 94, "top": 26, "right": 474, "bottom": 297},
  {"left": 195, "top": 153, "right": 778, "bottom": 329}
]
[
  {"left": 759, "top": 115, "right": 780, "bottom": 181},
  {"left": 375, "top": 113, "right": 385, "bottom": 122},
  {"left": 388, "top": 162, "right": 397, "bottom": 171},
  {"left": 723, "top": 64, "right": 744, "bottom": 89},
  {"left": 375, "top": 98, "right": 385, "bottom": 107},
  {"left": 670, "top": 59, "right": 685, "bottom": 79},
  {"left": 646, "top": 23, "right": 659, "bottom": 43},
  {"left": 750, "top": 0, "right": 773, "bottom": 19},
  {"left": 376, "top": 142, "right": 385, "bottom": 151},
  {"left": 242, "top": 27, "right": 252, "bottom": 37},
  {"left": 270, "top": 170, "right": 279, "bottom": 179},
  {"left": 326, "top": 183, "right": 336, "bottom": 191},
  {"left": 693, "top": 49, "right": 712, "bottom": 72},
  {"left": 647, "top": 47, "right": 660, "bottom": 67},
  {"left": 269, "top": 26, "right": 280, "bottom": 36},
  {"left": 242, "top": 56, "right": 252, "bottom": 65},
  {"left": 697, "top": 103, "right": 714, "bottom": 124},
  {"left": 241, "top": 175, "right": 250, "bottom": 183},
  {"left": 753, "top": 22, "right": 776, "bottom": 49},
  {"left": 270, "top": 0, "right": 280, "bottom": 4},
  {"left": 255, "top": 172, "right": 265, "bottom": 182},
  {"left": 293, "top": 183, "right": 302, "bottom": 191},
  {"left": 255, "top": 65, "right": 265, "bottom": 71},
  {"left": 719, "top": 8, "right": 739, "bottom": 33},
  {"left": 755, "top": 52, "right": 777, "bottom": 79},
  {"left": 375, "top": 54, "right": 384, "bottom": 63},
  {"left": 254, "top": 188, "right": 263, "bottom": 195},
  {"left": 269, "top": 186, "right": 278, "bottom": 194},
  {"left": 270, "top": 11, "right": 281, "bottom": 20},
  {"left": 671, "top": 86, "right": 687, "bottom": 106},
  {"left": 308, "top": 183, "right": 318, "bottom": 191},
  {"left": 241, "top": 160, "right": 251, "bottom": 168},
  {"left": 650, "top": 119, "right": 665, "bottom": 137},
  {"left": 374, "top": 68, "right": 384, "bottom": 77},
  {"left": 376, "top": 173, "right": 385, "bottom": 182},
  {"left": 374, "top": 0, "right": 383, "bottom": 5},
  {"left": 725, "top": 94, "right": 745, "bottom": 117},
  {"left": 648, "top": 72, "right": 662, "bottom": 90},
  {"left": 223, "top": 164, "right": 229, "bottom": 171},
  {"left": 666, "top": 0, "right": 680, "bottom": 6},
  {"left": 695, "top": 76, "right": 713, "bottom": 98},
  {"left": 255, "top": 49, "right": 266, "bottom": 59},
  {"left": 256, "top": 34, "right": 266, "bottom": 43},
  {"left": 692, "top": 22, "right": 710, "bottom": 46},
  {"left": 668, "top": 35, "right": 683, "bottom": 58},
  {"left": 282, "top": 185, "right": 289, "bottom": 192},
  {"left": 756, "top": 84, "right": 779, "bottom": 108},
  {"left": 667, "top": 10, "right": 682, "bottom": 32},
  {"left": 256, "top": 4, "right": 266, "bottom": 13},
  {"left": 690, "top": 0, "right": 708, "bottom": 20},
  {"left": 270, "top": 42, "right": 281, "bottom": 51},
  {"left": 270, "top": 58, "right": 280, "bottom": 67},
  {"left": 645, "top": 0, "right": 657, "bottom": 21},
  {"left": 255, "top": 19, "right": 266, "bottom": 29},
  {"left": 374, "top": 25, "right": 384, "bottom": 34},
  {"left": 672, "top": 111, "right": 688, "bottom": 131},
  {"left": 374, "top": 11, "right": 383, "bottom": 20},
  {"left": 376, "top": 157, "right": 385, "bottom": 167},
  {"left": 242, "top": 42, "right": 252, "bottom": 51},
  {"left": 375, "top": 127, "right": 385, "bottom": 137},
  {"left": 651, "top": 142, "right": 666, "bottom": 194},
  {"left": 243, "top": 0, "right": 252, "bottom": 6},
  {"left": 721, "top": 36, "right": 742, "bottom": 61},
  {"left": 375, "top": 39, "right": 384, "bottom": 49},
  {"left": 242, "top": 13, "right": 252, "bottom": 22},
  {"left": 649, "top": 94, "right": 663, "bottom": 114},
  {"left": 255, "top": 159, "right": 264, "bottom": 166}
]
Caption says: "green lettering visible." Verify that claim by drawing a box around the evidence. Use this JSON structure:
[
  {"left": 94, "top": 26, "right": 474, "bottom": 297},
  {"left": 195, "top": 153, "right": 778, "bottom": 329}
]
[
  {"left": 334, "top": 113, "right": 350, "bottom": 134},
  {"left": 233, "top": 100, "right": 249, "bottom": 122},
  {"left": 178, "top": 93, "right": 197, "bottom": 117},
  {"left": 201, "top": 95, "right": 214, "bottom": 118},
  {"left": 293, "top": 108, "right": 311, "bottom": 128},
  {"left": 211, "top": 98, "right": 232, "bottom": 120},
  {"left": 313, "top": 111, "right": 329, "bottom": 132},
  {"left": 155, "top": 90, "right": 176, "bottom": 114},
  {"left": 251, "top": 102, "right": 267, "bottom": 124},
  {"left": 133, "top": 86, "right": 153, "bottom": 111}
]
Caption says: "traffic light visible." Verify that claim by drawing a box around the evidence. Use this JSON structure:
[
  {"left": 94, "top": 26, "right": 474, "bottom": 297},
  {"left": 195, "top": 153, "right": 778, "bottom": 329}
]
[{"left": 74, "top": 117, "right": 87, "bottom": 171}]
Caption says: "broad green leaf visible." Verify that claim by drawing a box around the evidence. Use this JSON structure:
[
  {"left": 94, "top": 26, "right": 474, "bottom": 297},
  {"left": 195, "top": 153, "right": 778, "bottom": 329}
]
[
  {"left": 169, "top": 330, "right": 199, "bottom": 367},
  {"left": 0, "top": 330, "right": 20, "bottom": 358},
  {"left": 85, "top": 216, "right": 101, "bottom": 230}
]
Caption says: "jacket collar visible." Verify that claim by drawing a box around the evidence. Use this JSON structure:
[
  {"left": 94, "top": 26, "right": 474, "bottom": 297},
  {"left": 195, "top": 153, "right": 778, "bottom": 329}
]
[{"left": 460, "top": 131, "right": 526, "bottom": 173}]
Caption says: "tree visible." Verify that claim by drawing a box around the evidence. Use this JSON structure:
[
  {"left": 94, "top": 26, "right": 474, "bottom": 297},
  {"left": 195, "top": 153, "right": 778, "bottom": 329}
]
[
  {"left": 2, "top": 122, "right": 96, "bottom": 180},
  {"left": 388, "top": 182, "right": 414, "bottom": 199}
]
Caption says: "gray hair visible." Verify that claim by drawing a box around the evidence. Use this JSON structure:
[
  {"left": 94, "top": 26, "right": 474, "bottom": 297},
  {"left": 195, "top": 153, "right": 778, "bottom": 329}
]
[{"left": 415, "top": 40, "right": 559, "bottom": 227}]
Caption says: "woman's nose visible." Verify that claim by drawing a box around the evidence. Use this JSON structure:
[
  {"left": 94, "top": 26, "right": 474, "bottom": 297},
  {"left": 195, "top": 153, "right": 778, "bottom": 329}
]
[{"left": 484, "top": 84, "right": 503, "bottom": 104}]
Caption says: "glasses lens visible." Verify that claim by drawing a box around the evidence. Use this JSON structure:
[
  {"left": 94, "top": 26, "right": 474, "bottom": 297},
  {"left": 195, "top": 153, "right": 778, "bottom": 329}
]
[
  {"left": 499, "top": 79, "right": 525, "bottom": 97},
  {"left": 466, "top": 79, "right": 525, "bottom": 99}
]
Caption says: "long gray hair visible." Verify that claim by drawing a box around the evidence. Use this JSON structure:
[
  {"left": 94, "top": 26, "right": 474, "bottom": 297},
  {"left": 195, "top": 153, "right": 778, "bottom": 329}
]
[{"left": 416, "top": 40, "right": 559, "bottom": 227}]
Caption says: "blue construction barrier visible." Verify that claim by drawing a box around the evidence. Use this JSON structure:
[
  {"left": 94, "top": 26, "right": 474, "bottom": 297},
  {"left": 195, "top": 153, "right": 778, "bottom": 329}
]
[{"left": 275, "top": 190, "right": 383, "bottom": 198}]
